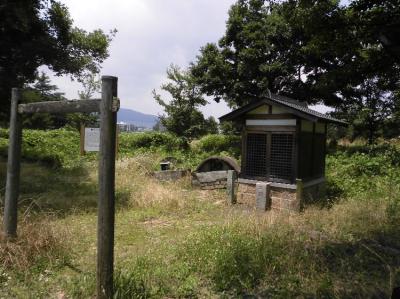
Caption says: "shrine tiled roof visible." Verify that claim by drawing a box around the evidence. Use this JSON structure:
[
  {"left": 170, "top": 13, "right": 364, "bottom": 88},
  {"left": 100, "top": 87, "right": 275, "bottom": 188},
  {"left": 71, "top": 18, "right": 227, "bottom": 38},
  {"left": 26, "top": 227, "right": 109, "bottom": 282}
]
[{"left": 219, "top": 93, "right": 347, "bottom": 126}]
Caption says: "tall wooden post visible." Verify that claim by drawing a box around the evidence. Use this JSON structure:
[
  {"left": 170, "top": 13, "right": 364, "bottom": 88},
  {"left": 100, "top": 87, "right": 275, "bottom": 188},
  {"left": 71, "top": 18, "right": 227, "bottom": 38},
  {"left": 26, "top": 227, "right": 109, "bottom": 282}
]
[
  {"left": 4, "top": 88, "right": 23, "bottom": 238},
  {"left": 296, "top": 179, "right": 304, "bottom": 211},
  {"left": 97, "top": 76, "right": 118, "bottom": 298}
]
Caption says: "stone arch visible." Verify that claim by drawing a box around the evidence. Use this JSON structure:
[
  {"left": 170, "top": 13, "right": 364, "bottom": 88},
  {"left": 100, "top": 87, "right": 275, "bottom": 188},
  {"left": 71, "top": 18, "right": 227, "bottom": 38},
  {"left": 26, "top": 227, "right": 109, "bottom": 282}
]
[{"left": 195, "top": 156, "right": 240, "bottom": 173}]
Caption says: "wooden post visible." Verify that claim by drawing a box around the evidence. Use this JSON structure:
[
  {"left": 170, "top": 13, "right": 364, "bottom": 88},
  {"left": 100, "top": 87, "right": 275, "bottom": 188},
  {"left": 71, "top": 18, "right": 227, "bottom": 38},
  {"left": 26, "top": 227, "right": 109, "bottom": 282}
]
[
  {"left": 227, "top": 170, "right": 237, "bottom": 204},
  {"left": 80, "top": 124, "right": 85, "bottom": 156},
  {"left": 3, "top": 88, "right": 23, "bottom": 238},
  {"left": 97, "top": 76, "right": 118, "bottom": 299},
  {"left": 296, "top": 179, "right": 303, "bottom": 211}
]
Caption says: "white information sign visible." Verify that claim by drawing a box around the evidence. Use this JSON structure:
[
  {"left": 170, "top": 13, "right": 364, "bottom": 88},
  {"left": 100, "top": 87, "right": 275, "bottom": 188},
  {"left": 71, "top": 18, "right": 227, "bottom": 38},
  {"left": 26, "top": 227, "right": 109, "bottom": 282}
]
[{"left": 84, "top": 127, "right": 100, "bottom": 152}]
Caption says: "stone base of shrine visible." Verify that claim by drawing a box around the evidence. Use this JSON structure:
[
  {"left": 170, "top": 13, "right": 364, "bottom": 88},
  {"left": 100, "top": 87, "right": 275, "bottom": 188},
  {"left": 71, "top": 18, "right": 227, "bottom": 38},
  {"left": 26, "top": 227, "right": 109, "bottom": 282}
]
[{"left": 237, "top": 177, "right": 326, "bottom": 213}]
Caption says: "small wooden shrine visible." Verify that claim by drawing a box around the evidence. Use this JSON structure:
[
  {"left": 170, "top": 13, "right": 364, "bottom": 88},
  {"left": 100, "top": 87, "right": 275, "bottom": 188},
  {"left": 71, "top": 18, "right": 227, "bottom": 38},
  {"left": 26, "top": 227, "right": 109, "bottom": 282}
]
[{"left": 219, "top": 93, "right": 346, "bottom": 211}]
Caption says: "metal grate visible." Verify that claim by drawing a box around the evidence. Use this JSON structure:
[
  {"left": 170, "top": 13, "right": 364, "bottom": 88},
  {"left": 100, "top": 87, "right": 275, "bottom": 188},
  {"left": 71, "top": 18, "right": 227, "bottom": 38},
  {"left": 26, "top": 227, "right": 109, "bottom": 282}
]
[
  {"left": 245, "top": 133, "right": 267, "bottom": 177},
  {"left": 270, "top": 134, "right": 293, "bottom": 181}
]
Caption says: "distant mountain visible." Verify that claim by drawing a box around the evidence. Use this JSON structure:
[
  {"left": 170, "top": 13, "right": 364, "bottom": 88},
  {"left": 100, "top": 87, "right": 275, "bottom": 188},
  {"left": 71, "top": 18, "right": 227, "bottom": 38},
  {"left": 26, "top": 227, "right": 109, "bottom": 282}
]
[{"left": 117, "top": 108, "right": 158, "bottom": 128}]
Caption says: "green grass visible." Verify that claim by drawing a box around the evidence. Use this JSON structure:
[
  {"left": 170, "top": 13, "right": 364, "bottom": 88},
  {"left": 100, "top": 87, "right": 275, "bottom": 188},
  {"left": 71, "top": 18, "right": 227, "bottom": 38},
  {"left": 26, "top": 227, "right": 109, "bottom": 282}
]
[{"left": 1, "top": 130, "right": 400, "bottom": 298}]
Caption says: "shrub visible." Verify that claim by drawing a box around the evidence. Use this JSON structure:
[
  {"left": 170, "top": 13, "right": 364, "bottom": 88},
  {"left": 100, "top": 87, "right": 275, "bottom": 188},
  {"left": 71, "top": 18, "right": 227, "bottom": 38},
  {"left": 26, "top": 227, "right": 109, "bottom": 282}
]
[
  {"left": 119, "top": 132, "right": 185, "bottom": 153},
  {"left": 191, "top": 134, "right": 241, "bottom": 158},
  {"left": 0, "top": 128, "right": 83, "bottom": 168},
  {"left": 326, "top": 143, "right": 400, "bottom": 200}
]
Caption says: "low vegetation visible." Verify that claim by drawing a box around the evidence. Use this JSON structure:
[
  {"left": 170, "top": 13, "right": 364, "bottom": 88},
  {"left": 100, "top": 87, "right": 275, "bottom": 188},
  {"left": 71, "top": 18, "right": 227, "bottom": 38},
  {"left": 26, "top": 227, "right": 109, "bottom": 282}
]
[{"left": 0, "top": 129, "right": 400, "bottom": 298}]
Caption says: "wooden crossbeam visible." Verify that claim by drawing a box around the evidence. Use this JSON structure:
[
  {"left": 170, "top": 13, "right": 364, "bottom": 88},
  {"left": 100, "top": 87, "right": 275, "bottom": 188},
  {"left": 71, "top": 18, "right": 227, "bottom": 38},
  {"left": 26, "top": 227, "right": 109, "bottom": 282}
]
[
  {"left": 18, "top": 98, "right": 120, "bottom": 114},
  {"left": 5, "top": 76, "right": 120, "bottom": 298}
]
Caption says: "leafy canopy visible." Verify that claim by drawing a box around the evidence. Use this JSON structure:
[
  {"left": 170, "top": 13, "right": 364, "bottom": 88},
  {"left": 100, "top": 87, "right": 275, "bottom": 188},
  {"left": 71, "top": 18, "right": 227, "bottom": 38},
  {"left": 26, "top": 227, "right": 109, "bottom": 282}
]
[
  {"left": 22, "top": 72, "right": 68, "bottom": 129},
  {"left": 190, "top": 0, "right": 400, "bottom": 141},
  {"left": 0, "top": 0, "right": 115, "bottom": 118},
  {"left": 153, "top": 65, "right": 218, "bottom": 142}
]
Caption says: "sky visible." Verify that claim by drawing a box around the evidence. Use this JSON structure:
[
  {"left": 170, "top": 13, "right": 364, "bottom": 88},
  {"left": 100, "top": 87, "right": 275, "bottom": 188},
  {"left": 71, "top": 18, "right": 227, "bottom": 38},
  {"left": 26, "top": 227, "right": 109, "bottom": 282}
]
[
  {"left": 43, "top": 0, "right": 236, "bottom": 119},
  {"left": 43, "top": 0, "right": 332, "bottom": 119}
]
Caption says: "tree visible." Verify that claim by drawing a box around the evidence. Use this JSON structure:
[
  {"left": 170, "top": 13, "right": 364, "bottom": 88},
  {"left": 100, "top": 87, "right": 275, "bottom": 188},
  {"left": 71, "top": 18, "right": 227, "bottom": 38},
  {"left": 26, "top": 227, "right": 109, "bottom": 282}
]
[
  {"left": 22, "top": 72, "right": 68, "bottom": 129},
  {"left": 190, "top": 0, "right": 351, "bottom": 108},
  {"left": 77, "top": 72, "right": 102, "bottom": 100},
  {"left": 205, "top": 116, "right": 219, "bottom": 135},
  {"left": 332, "top": 77, "right": 395, "bottom": 144},
  {"left": 0, "top": 0, "right": 115, "bottom": 120},
  {"left": 66, "top": 72, "right": 101, "bottom": 131},
  {"left": 153, "top": 65, "right": 213, "bottom": 142},
  {"left": 152, "top": 118, "right": 165, "bottom": 132},
  {"left": 190, "top": 0, "right": 400, "bottom": 139},
  {"left": 350, "top": 0, "right": 400, "bottom": 59}
]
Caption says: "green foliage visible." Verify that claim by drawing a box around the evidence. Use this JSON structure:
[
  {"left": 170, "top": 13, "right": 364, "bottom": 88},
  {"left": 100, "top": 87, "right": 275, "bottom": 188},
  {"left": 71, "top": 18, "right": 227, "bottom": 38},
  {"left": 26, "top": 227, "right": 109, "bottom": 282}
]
[
  {"left": 153, "top": 65, "right": 215, "bottom": 141},
  {"left": 22, "top": 73, "right": 69, "bottom": 129},
  {"left": 1, "top": 129, "right": 400, "bottom": 298},
  {"left": 326, "top": 143, "right": 400, "bottom": 200},
  {"left": 190, "top": 0, "right": 354, "bottom": 107},
  {"left": 119, "top": 132, "right": 186, "bottom": 153},
  {"left": 0, "top": 0, "right": 115, "bottom": 119},
  {"left": 190, "top": 0, "right": 400, "bottom": 140},
  {"left": 331, "top": 77, "right": 397, "bottom": 144},
  {"left": 117, "top": 132, "right": 241, "bottom": 171},
  {"left": 0, "top": 128, "right": 83, "bottom": 168},
  {"left": 219, "top": 120, "right": 241, "bottom": 135},
  {"left": 113, "top": 257, "right": 198, "bottom": 299},
  {"left": 180, "top": 225, "right": 278, "bottom": 292},
  {"left": 191, "top": 134, "right": 241, "bottom": 158},
  {"left": 0, "top": 129, "right": 243, "bottom": 173},
  {"left": 65, "top": 72, "right": 101, "bottom": 131}
]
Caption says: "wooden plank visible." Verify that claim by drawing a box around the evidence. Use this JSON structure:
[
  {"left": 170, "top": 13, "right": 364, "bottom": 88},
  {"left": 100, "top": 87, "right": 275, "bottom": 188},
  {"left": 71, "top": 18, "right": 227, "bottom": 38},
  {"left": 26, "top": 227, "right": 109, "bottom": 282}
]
[
  {"left": 311, "top": 122, "right": 316, "bottom": 177},
  {"left": 3, "top": 88, "right": 23, "bottom": 238},
  {"left": 244, "top": 113, "right": 296, "bottom": 120},
  {"left": 294, "top": 118, "right": 300, "bottom": 183},
  {"left": 246, "top": 125, "right": 296, "bottom": 132},
  {"left": 266, "top": 132, "right": 271, "bottom": 180},
  {"left": 18, "top": 98, "right": 120, "bottom": 114},
  {"left": 245, "top": 119, "right": 296, "bottom": 126},
  {"left": 241, "top": 128, "right": 247, "bottom": 176},
  {"left": 97, "top": 76, "right": 118, "bottom": 299}
]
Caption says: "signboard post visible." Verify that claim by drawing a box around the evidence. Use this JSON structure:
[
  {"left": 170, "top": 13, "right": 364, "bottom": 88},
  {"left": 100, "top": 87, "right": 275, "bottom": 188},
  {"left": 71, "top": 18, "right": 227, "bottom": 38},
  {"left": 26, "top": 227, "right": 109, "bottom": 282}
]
[
  {"left": 84, "top": 127, "right": 101, "bottom": 152},
  {"left": 4, "top": 75, "right": 120, "bottom": 298}
]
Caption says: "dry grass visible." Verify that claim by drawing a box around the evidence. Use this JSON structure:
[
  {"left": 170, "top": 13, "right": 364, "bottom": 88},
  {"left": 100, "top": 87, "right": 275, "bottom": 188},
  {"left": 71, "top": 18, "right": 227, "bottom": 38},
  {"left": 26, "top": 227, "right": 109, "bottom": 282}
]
[
  {"left": 1, "top": 152, "right": 399, "bottom": 297},
  {"left": 0, "top": 214, "right": 69, "bottom": 271},
  {"left": 115, "top": 154, "right": 220, "bottom": 211}
]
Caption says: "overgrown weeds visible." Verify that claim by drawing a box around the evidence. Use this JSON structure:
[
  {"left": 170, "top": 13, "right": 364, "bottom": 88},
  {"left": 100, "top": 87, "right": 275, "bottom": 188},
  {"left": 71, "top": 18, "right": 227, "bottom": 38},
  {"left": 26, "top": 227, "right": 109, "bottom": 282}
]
[
  {"left": 1, "top": 130, "right": 400, "bottom": 297},
  {"left": 102, "top": 200, "right": 400, "bottom": 298},
  {"left": 116, "top": 154, "right": 205, "bottom": 213},
  {"left": 0, "top": 214, "right": 70, "bottom": 272}
]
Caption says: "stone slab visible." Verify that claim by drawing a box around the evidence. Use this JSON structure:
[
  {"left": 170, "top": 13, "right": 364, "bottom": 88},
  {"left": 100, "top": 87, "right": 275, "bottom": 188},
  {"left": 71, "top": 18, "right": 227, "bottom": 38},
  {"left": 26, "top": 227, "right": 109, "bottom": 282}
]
[
  {"left": 154, "top": 169, "right": 190, "bottom": 181},
  {"left": 256, "top": 182, "right": 270, "bottom": 211}
]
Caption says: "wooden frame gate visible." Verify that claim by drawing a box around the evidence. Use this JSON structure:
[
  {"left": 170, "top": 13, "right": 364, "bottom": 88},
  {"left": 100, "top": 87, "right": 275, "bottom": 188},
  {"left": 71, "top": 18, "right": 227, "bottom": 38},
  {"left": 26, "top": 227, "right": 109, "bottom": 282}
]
[{"left": 3, "top": 76, "right": 119, "bottom": 299}]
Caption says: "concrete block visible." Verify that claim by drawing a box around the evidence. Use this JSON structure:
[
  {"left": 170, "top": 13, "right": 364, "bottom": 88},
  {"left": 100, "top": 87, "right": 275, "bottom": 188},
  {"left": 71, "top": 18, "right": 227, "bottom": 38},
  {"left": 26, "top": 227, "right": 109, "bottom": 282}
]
[
  {"left": 154, "top": 169, "right": 190, "bottom": 181},
  {"left": 256, "top": 182, "right": 270, "bottom": 211},
  {"left": 226, "top": 170, "right": 237, "bottom": 204}
]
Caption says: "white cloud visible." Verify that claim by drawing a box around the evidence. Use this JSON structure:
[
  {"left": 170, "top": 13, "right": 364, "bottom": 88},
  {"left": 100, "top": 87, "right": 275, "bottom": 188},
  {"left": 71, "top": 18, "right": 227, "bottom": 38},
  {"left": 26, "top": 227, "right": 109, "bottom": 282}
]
[{"left": 42, "top": 0, "right": 234, "bottom": 119}]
